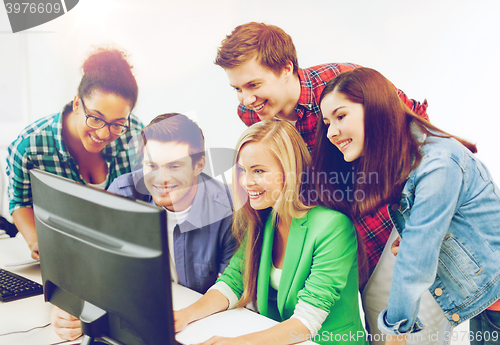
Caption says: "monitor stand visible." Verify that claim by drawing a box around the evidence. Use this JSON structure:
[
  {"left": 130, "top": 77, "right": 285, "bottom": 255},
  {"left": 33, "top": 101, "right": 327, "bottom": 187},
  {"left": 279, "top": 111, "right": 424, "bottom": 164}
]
[
  {"left": 79, "top": 301, "right": 113, "bottom": 345},
  {"left": 81, "top": 335, "right": 109, "bottom": 345}
]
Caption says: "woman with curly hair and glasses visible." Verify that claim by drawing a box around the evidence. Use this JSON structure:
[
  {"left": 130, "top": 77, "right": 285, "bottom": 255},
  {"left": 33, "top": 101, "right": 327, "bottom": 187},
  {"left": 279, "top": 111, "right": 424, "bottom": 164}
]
[{"left": 7, "top": 47, "right": 143, "bottom": 261}]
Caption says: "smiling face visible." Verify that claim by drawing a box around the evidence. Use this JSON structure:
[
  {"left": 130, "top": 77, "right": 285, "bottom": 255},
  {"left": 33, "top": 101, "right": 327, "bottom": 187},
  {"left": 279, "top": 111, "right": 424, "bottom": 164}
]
[
  {"left": 237, "top": 141, "right": 284, "bottom": 210},
  {"left": 142, "top": 140, "right": 204, "bottom": 212},
  {"left": 320, "top": 90, "right": 365, "bottom": 162},
  {"left": 74, "top": 92, "right": 131, "bottom": 153},
  {"left": 225, "top": 57, "right": 296, "bottom": 121}
]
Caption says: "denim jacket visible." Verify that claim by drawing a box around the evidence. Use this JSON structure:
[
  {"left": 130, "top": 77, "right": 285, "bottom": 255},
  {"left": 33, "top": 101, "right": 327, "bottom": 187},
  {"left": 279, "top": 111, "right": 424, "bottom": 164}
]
[{"left": 378, "top": 132, "right": 500, "bottom": 335}]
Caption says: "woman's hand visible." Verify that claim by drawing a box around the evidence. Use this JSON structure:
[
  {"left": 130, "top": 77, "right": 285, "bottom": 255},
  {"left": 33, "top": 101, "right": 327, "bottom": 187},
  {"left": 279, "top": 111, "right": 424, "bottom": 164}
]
[
  {"left": 174, "top": 309, "right": 193, "bottom": 333},
  {"left": 28, "top": 242, "right": 40, "bottom": 260},
  {"left": 192, "top": 316, "right": 310, "bottom": 345},
  {"left": 385, "top": 335, "right": 407, "bottom": 345},
  {"left": 391, "top": 236, "right": 401, "bottom": 257},
  {"left": 195, "top": 335, "right": 249, "bottom": 345},
  {"left": 174, "top": 289, "right": 230, "bottom": 333},
  {"left": 50, "top": 305, "right": 82, "bottom": 340}
]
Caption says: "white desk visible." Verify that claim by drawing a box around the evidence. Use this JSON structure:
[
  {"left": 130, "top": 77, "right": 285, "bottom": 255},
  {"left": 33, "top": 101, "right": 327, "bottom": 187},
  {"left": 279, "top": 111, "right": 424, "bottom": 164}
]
[{"left": 0, "top": 235, "right": 316, "bottom": 344}]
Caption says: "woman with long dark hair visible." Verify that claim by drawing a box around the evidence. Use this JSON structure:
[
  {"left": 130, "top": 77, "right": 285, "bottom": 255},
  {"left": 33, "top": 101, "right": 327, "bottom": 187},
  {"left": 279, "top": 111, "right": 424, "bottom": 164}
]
[{"left": 313, "top": 67, "right": 500, "bottom": 345}]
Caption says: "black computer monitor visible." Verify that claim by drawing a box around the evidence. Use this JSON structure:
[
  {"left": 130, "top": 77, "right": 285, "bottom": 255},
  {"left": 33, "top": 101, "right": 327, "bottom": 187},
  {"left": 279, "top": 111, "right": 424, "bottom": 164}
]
[{"left": 30, "top": 169, "right": 177, "bottom": 345}]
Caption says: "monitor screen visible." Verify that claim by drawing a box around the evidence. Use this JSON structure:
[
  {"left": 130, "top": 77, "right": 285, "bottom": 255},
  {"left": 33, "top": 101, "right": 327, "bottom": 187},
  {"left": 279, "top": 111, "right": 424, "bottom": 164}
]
[{"left": 30, "top": 169, "right": 177, "bottom": 345}]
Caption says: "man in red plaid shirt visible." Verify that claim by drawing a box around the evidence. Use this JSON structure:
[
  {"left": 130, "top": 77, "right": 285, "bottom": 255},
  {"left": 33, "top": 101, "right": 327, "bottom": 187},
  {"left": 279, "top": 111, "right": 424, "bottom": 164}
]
[{"left": 214, "top": 21, "right": 429, "bottom": 280}]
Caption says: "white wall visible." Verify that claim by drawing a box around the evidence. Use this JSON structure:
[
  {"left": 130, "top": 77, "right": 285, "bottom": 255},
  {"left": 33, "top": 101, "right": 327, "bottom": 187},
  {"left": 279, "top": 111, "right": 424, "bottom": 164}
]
[{"left": 1, "top": 0, "right": 499, "bottom": 200}]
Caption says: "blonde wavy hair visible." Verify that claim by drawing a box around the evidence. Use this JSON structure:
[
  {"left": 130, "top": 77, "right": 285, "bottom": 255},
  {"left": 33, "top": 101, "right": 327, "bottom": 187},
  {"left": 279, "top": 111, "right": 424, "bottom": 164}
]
[{"left": 232, "top": 119, "right": 312, "bottom": 308}]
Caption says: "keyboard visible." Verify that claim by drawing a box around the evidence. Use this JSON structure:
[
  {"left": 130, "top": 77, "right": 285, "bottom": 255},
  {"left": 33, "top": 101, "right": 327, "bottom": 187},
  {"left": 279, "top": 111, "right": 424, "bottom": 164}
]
[{"left": 0, "top": 268, "right": 43, "bottom": 302}]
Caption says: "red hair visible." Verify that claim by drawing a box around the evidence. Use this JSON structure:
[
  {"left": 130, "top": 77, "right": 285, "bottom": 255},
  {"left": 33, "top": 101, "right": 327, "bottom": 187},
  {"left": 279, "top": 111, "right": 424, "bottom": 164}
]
[{"left": 215, "top": 22, "right": 298, "bottom": 76}]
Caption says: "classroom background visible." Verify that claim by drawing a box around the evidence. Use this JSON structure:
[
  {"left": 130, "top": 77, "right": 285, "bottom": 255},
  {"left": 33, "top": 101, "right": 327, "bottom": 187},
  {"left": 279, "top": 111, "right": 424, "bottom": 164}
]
[
  {"left": 1, "top": 0, "right": 499, "bottom": 219},
  {"left": 0, "top": 2, "right": 498, "bottom": 344}
]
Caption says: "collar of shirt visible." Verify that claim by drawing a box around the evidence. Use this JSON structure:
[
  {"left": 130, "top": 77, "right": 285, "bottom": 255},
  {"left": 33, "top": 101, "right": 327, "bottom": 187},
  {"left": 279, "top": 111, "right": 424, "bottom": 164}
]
[
  {"left": 178, "top": 173, "right": 232, "bottom": 233},
  {"left": 296, "top": 67, "right": 317, "bottom": 118},
  {"left": 134, "top": 171, "right": 231, "bottom": 234},
  {"left": 166, "top": 204, "right": 192, "bottom": 226},
  {"left": 51, "top": 103, "right": 71, "bottom": 162}
]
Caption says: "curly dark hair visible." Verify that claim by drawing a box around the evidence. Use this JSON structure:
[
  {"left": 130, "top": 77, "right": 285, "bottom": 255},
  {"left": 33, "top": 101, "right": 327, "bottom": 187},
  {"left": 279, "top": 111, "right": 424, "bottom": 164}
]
[{"left": 78, "top": 47, "right": 138, "bottom": 109}]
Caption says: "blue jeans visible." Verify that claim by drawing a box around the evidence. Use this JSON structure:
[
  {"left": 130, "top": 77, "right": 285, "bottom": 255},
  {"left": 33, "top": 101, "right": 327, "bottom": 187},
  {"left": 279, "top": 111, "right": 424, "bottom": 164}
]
[{"left": 470, "top": 309, "right": 500, "bottom": 345}]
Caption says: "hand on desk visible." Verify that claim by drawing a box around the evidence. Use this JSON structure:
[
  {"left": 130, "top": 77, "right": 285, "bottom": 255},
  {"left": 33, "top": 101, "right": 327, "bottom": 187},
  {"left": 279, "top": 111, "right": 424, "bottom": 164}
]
[
  {"left": 188, "top": 319, "right": 310, "bottom": 345},
  {"left": 193, "top": 335, "right": 249, "bottom": 345},
  {"left": 385, "top": 336, "right": 407, "bottom": 345},
  {"left": 29, "top": 242, "right": 40, "bottom": 261},
  {"left": 174, "top": 309, "right": 192, "bottom": 333},
  {"left": 174, "top": 289, "right": 230, "bottom": 333},
  {"left": 50, "top": 305, "right": 82, "bottom": 340}
]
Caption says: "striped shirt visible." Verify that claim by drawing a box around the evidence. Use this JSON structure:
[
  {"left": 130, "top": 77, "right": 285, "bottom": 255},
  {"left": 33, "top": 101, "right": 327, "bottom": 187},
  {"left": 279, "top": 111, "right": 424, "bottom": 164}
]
[{"left": 6, "top": 102, "right": 144, "bottom": 214}]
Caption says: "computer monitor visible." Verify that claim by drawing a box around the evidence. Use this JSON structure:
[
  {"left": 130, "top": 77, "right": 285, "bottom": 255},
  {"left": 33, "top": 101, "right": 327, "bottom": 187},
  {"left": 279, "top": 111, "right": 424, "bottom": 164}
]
[{"left": 30, "top": 169, "right": 177, "bottom": 345}]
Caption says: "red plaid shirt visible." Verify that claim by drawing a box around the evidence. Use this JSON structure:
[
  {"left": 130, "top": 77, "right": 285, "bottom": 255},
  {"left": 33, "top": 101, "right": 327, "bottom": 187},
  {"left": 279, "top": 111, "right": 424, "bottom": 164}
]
[
  {"left": 355, "top": 205, "right": 394, "bottom": 279},
  {"left": 238, "top": 63, "right": 430, "bottom": 280}
]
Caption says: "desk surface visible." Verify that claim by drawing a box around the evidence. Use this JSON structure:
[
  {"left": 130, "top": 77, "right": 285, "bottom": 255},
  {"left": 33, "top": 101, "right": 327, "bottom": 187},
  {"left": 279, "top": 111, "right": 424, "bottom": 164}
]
[{"left": 0, "top": 235, "right": 315, "bottom": 344}]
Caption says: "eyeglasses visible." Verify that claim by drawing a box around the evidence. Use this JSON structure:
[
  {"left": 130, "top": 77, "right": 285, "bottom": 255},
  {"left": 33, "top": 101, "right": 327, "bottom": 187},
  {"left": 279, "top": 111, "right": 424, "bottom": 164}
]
[{"left": 80, "top": 98, "right": 130, "bottom": 136}]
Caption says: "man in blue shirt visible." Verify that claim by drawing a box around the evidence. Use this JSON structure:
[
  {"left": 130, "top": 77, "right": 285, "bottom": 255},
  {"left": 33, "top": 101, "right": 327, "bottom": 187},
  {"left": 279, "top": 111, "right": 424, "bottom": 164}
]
[{"left": 51, "top": 113, "right": 237, "bottom": 341}]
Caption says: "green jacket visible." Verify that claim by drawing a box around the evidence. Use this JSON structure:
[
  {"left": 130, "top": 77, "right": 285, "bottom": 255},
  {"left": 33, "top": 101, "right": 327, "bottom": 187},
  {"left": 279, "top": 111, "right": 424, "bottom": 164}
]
[{"left": 218, "top": 206, "right": 367, "bottom": 344}]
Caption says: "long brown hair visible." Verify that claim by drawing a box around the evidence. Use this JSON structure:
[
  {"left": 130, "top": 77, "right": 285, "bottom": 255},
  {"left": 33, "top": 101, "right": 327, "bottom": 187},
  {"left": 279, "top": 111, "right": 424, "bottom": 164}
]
[
  {"left": 232, "top": 120, "right": 312, "bottom": 308},
  {"left": 312, "top": 67, "right": 477, "bottom": 218}
]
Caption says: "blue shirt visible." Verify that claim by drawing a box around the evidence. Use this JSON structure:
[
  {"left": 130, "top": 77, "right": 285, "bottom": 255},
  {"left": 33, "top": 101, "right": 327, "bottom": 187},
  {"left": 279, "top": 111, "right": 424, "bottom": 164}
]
[
  {"left": 107, "top": 170, "right": 238, "bottom": 294},
  {"left": 378, "top": 131, "right": 500, "bottom": 335}
]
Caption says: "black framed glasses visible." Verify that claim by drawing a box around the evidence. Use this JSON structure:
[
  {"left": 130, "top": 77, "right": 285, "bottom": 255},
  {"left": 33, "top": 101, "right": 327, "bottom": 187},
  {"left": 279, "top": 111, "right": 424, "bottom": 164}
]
[{"left": 80, "top": 98, "right": 130, "bottom": 136}]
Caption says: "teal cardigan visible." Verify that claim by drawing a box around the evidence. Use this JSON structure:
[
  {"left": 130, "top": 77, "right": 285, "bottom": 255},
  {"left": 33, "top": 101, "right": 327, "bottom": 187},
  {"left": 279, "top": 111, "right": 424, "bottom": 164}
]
[{"left": 218, "top": 206, "right": 367, "bottom": 344}]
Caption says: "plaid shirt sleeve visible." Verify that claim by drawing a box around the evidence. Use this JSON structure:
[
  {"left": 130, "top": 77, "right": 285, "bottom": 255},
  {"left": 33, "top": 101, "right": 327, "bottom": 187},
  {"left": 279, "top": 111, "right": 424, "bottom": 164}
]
[
  {"left": 354, "top": 205, "right": 394, "bottom": 278},
  {"left": 6, "top": 116, "right": 55, "bottom": 213},
  {"left": 397, "top": 89, "right": 429, "bottom": 121},
  {"left": 238, "top": 103, "right": 259, "bottom": 126},
  {"left": 6, "top": 144, "right": 32, "bottom": 213}
]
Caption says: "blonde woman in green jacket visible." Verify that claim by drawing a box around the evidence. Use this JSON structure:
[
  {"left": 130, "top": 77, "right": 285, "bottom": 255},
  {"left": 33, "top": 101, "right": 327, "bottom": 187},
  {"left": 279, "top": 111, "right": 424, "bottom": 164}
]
[{"left": 174, "top": 120, "right": 367, "bottom": 345}]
